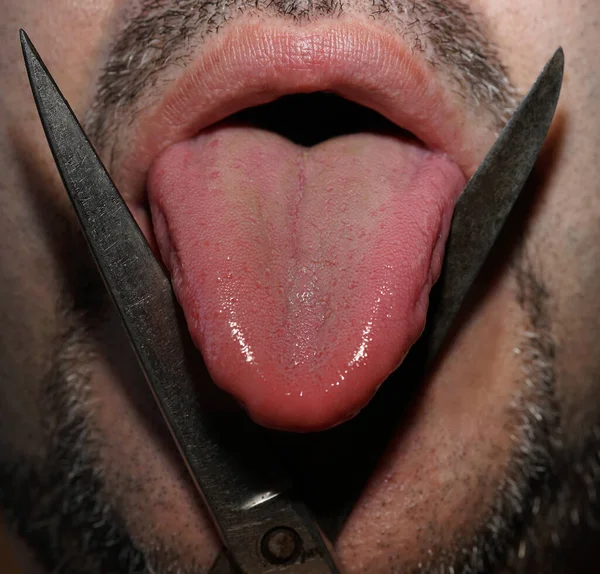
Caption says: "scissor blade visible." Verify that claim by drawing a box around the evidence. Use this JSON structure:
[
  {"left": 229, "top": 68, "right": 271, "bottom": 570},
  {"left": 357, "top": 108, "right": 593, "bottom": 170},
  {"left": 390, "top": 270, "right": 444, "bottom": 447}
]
[
  {"left": 425, "top": 48, "right": 564, "bottom": 363},
  {"left": 21, "top": 30, "right": 340, "bottom": 574}
]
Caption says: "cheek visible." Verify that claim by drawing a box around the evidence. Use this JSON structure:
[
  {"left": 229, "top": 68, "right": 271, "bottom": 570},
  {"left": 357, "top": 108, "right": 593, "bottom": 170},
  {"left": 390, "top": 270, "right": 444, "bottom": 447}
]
[
  {"left": 0, "top": 0, "right": 128, "bottom": 221},
  {"left": 469, "top": 0, "right": 598, "bottom": 91},
  {"left": 0, "top": 0, "right": 123, "bottom": 116}
]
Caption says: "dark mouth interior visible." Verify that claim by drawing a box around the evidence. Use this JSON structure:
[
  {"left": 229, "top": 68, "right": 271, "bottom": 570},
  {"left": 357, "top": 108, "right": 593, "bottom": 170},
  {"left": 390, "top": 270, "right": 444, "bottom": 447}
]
[{"left": 227, "top": 92, "right": 412, "bottom": 147}]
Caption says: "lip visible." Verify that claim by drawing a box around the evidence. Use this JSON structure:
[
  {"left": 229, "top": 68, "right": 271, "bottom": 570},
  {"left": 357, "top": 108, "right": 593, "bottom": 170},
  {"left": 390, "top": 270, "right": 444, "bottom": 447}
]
[{"left": 112, "top": 17, "right": 498, "bottom": 214}]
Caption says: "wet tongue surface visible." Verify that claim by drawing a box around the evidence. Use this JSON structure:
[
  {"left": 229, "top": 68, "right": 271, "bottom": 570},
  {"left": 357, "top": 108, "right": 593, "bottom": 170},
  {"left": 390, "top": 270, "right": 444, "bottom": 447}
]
[{"left": 147, "top": 125, "right": 465, "bottom": 431}]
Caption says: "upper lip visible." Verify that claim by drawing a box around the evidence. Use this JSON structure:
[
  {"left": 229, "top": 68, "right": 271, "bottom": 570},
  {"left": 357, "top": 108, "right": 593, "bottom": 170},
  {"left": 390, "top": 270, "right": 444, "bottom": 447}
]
[{"left": 112, "top": 18, "right": 498, "bottom": 211}]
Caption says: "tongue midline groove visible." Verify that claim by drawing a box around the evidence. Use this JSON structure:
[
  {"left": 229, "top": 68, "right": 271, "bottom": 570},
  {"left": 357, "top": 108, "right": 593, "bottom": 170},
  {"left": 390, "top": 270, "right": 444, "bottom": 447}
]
[{"left": 220, "top": 92, "right": 418, "bottom": 147}]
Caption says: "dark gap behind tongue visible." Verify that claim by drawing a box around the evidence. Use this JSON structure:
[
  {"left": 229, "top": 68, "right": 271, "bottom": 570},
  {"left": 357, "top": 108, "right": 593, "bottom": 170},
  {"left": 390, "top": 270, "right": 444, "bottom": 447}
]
[{"left": 226, "top": 92, "right": 416, "bottom": 147}]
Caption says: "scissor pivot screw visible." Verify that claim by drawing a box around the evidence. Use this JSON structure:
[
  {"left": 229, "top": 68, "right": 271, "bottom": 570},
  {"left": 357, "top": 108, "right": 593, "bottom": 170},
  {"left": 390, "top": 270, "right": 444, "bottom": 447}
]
[{"left": 261, "top": 527, "right": 302, "bottom": 564}]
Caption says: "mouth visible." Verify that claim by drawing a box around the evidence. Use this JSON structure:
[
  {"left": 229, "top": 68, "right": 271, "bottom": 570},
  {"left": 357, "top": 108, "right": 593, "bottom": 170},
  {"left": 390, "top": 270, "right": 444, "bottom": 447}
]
[{"left": 118, "top": 19, "right": 497, "bottom": 432}]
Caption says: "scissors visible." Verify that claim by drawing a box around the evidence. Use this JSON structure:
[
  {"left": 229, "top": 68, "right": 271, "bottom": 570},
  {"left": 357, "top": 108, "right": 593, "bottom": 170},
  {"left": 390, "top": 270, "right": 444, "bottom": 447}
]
[{"left": 20, "top": 30, "right": 563, "bottom": 574}]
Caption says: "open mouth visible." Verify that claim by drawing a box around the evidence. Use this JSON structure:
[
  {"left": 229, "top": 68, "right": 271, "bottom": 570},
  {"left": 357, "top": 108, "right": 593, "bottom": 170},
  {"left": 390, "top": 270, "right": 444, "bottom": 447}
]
[
  {"left": 224, "top": 92, "right": 413, "bottom": 146},
  {"left": 121, "top": 21, "right": 494, "bottom": 432}
]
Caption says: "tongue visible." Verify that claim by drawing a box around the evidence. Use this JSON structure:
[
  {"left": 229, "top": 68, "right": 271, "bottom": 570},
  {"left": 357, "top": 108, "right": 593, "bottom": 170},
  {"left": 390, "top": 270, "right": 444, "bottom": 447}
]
[{"left": 147, "top": 125, "right": 465, "bottom": 431}]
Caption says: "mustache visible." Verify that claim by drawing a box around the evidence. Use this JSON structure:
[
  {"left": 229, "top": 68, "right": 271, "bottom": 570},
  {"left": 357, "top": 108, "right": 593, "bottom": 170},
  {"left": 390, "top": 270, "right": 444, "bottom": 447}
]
[{"left": 85, "top": 0, "right": 519, "bottom": 155}]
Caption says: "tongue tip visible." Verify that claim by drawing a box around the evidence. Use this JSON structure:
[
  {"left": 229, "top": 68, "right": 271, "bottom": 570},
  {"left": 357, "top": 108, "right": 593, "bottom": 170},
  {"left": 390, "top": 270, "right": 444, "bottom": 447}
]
[
  {"left": 246, "top": 407, "right": 350, "bottom": 433},
  {"left": 236, "top": 378, "right": 377, "bottom": 432},
  {"left": 210, "top": 353, "right": 400, "bottom": 432}
]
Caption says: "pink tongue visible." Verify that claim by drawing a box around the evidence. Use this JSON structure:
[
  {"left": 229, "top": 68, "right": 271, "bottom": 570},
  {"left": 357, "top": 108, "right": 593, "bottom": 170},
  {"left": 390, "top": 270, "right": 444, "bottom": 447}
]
[{"left": 148, "top": 125, "right": 465, "bottom": 431}]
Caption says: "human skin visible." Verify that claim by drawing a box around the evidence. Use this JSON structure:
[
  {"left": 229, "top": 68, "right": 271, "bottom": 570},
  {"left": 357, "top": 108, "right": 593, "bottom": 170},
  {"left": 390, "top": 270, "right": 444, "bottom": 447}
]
[{"left": 0, "top": 1, "right": 599, "bottom": 573}]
